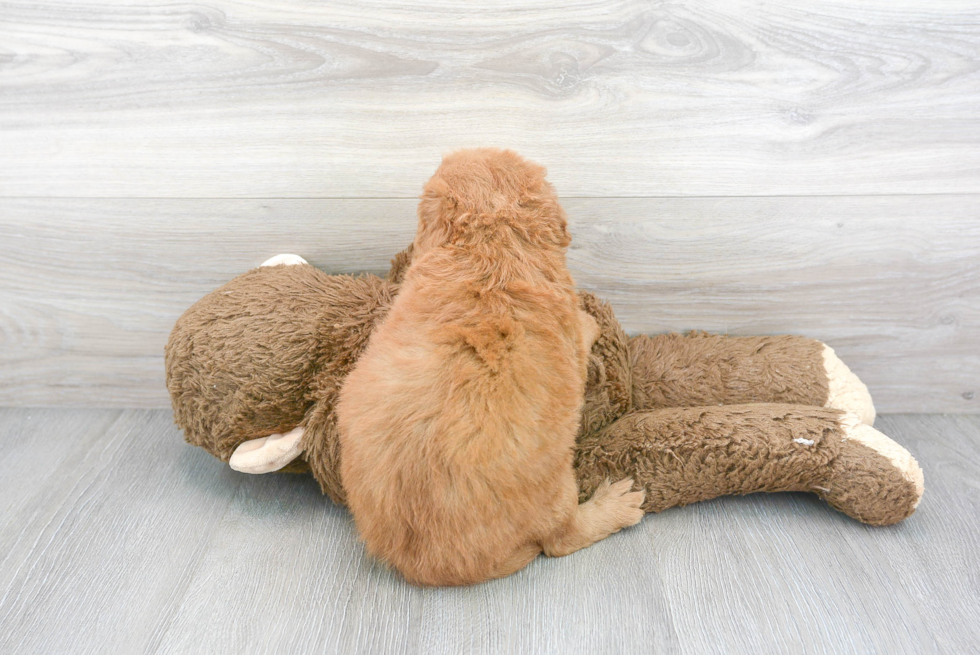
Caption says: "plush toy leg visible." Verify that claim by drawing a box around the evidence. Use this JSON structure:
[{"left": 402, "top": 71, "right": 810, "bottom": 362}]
[
  {"left": 628, "top": 333, "right": 875, "bottom": 424},
  {"left": 821, "top": 413, "right": 923, "bottom": 525},
  {"left": 229, "top": 426, "right": 305, "bottom": 474},
  {"left": 574, "top": 404, "right": 922, "bottom": 526}
]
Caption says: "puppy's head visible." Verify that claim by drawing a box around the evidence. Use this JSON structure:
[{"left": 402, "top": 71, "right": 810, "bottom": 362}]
[{"left": 414, "top": 148, "right": 570, "bottom": 255}]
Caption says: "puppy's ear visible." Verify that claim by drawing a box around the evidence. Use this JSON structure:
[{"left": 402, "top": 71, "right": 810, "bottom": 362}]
[
  {"left": 414, "top": 177, "right": 455, "bottom": 254},
  {"left": 554, "top": 211, "right": 572, "bottom": 248},
  {"left": 541, "top": 198, "right": 572, "bottom": 249}
]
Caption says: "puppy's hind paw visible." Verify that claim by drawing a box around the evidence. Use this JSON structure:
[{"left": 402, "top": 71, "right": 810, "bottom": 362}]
[{"left": 589, "top": 478, "right": 645, "bottom": 531}]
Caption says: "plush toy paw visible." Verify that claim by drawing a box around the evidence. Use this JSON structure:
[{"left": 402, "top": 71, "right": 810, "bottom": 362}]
[
  {"left": 822, "top": 345, "right": 876, "bottom": 425},
  {"left": 816, "top": 413, "right": 924, "bottom": 526},
  {"left": 260, "top": 253, "right": 309, "bottom": 267},
  {"left": 229, "top": 426, "right": 306, "bottom": 474}
]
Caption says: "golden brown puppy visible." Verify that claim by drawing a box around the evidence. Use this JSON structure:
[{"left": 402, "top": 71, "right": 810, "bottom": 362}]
[{"left": 337, "top": 149, "right": 644, "bottom": 586}]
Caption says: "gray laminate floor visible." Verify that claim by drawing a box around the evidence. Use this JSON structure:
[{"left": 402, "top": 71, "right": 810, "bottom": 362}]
[{"left": 0, "top": 410, "right": 977, "bottom": 654}]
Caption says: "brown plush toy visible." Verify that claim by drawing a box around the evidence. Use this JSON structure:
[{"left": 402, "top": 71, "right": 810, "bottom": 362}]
[{"left": 165, "top": 161, "right": 924, "bottom": 529}]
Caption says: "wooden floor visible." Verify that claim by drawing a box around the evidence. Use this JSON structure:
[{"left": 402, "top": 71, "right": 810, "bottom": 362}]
[{"left": 0, "top": 409, "right": 976, "bottom": 654}]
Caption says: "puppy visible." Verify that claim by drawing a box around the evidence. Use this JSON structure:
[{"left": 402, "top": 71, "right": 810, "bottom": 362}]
[{"left": 337, "top": 149, "right": 644, "bottom": 586}]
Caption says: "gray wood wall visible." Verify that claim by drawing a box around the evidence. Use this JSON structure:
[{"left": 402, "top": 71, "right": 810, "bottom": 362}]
[{"left": 1, "top": 1, "right": 978, "bottom": 411}]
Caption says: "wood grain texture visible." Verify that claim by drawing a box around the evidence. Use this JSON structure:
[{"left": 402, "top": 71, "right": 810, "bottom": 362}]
[
  {"left": 1, "top": 0, "right": 979, "bottom": 197},
  {"left": 0, "top": 410, "right": 977, "bottom": 654},
  {"left": 2, "top": 196, "right": 977, "bottom": 411},
  {"left": 0, "top": 409, "right": 243, "bottom": 655},
  {"left": 153, "top": 469, "right": 680, "bottom": 654},
  {"left": 867, "top": 414, "right": 980, "bottom": 654}
]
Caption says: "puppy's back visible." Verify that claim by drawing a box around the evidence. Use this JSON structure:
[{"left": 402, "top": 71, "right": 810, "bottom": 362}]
[{"left": 338, "top": 150, "right": 588, "bottom": 585}]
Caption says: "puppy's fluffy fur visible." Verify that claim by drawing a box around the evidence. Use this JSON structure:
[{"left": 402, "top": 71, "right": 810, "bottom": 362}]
[{"left": 337, "top": 149, "right": 644, "bottom": 586}]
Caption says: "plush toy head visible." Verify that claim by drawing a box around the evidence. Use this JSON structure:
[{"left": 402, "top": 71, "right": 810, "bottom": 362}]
[{"left": 165, "top": 261, "right": 396, "bottom": 479}]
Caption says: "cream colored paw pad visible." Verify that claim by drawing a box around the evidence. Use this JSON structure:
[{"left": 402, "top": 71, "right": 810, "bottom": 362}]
[{"left": 823, "top": 345, "right": 876, "bottom": 425}]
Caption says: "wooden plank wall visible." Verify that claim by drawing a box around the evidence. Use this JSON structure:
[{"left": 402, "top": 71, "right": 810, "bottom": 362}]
[{"left": 1, "top": 1, "right": 978, "bottom": 411}]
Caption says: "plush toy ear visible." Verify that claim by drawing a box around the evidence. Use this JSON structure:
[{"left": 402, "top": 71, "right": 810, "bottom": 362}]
[
  {"left": 228, "top": 427, "right": 305, "bottom": 474},
  {"left": 260, "top": 253, "right": 308, "bottom": 267}
]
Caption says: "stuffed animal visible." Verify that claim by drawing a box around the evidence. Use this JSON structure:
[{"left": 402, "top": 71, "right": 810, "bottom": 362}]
[
  {"left": 166, "top": 252, "right": 923, "bottom": 527},
  {"left": 165, "top": 160, "right": 923, "bottom": 529}
]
